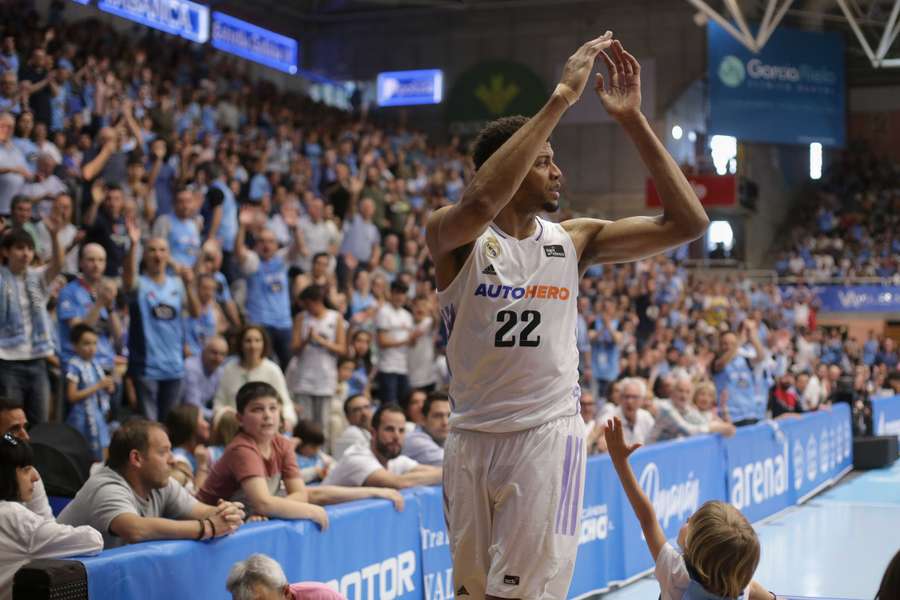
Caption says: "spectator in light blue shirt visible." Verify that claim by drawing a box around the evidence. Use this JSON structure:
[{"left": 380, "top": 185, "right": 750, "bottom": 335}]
[
  {"left": 340, "top": 197, "right": 381, "bottom": 266},
  {"left": 179, "top": 336, "right": 228, "bottom": 420}
]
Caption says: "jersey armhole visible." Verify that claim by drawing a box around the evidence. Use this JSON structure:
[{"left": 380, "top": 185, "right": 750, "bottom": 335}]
[{"left": 435, "top": 242, "right": 475, "bottom": 293}]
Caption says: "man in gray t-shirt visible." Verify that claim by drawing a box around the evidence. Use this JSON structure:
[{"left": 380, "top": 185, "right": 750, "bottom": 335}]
[{"left": 58, "top": 419, "right": 245, "bottom": 548}]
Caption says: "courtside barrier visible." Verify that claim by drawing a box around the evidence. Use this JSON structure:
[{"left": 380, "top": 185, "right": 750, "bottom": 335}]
[
  {"left": 55, "top": 404, "right": 851, "bottom": 600},
  {"left": 872, "top": 395, "right": 900, "bottom": 451}
]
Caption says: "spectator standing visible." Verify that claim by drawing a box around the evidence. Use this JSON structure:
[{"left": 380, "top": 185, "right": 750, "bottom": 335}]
[
  {"left": 152, "top": 188, "right": 201, "bottom": 270},
  {"left": 236, "top": 206, "right": 303, "bottom": 368},
  {"left": 0, "top": 219, "right": 62, "bottom": 424},
  {"left": 184, "top": 273, "right": 220, "bottom": 358},
  {"left": 591, "top": 298, "right": 622, "bottom": 399},
  {"left": 407, "top": 295, "right": 438, "bottom": 392},
  {"left": 124, "top": 224, "right": 200, "bottom": 422},
  {"left": 82, "top": 183, "right": 129, "bottom": 277},
  {"left": 56, "top": 243, "right": 121, "bottom": 371},
  {"left": 64, "top": 324, "right": 115, "bottom": 462},
  {"left": 374, "top": 280, "right": 414, "bottom": 404},
  {"left": 286, "top": 284, "right": 345, "bottom": 431},
  {"left": 0, "top": 112, "right": 29, "bottom": 216},
  {"left": 33, "top": 193, "right": 78, "bottom": 273},
  {"left": 712, "top": 321, "right": 767, "bottom": 426},
  {"left": 296, "top": 197, "right": 340, "bottom": 273}
]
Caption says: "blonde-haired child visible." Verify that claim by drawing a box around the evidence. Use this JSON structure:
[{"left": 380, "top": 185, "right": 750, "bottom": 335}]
[{"left": 604, "top": 416, "right": 773, "bottom": 600}]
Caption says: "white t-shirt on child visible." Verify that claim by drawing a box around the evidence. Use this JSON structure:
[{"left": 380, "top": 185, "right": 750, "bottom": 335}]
[{"left": 655, "top": 542, "right": 748, "bottom": 600}]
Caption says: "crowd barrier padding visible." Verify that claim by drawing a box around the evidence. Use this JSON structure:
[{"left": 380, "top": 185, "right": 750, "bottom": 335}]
[
  {"left": 873, "top": 395, "right": 900, "bottom": 453},
  {"left": 63, "top": 404, "right": 852, "bottom": 600}
]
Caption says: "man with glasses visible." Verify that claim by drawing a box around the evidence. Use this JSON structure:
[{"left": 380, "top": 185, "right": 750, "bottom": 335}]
[
  {"left": 332, "top": 394, "right": 373, "bottom": 459},
  {"left": 0, "top": 396, "right": 51, "bottom": 518}
]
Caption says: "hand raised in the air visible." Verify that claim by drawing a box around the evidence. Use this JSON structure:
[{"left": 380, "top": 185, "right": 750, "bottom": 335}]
[
  {"left": 594, "top": 40, "right": 642, "bottom": 122},
  {"left": 603, "top": 417, "right": 641, "bottom": 465},
  {"left": 557, "top": 32, "right": 614, "bottom": 106}
]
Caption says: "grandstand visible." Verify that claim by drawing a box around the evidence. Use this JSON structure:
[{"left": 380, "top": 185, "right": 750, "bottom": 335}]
[{"left": 0, "top": 0, "right": 899, "bottom": 599}]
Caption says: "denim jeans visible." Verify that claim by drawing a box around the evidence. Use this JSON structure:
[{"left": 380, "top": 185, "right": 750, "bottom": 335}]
[
  {"left": 0, "top": 358, "right": 50, "bottom": 424},
  {"left": 375, "top": 372, "right": 410, "bottom": 406},
  {"left": 265, "top": 326, "right": 293, "bottom": 370},
  {"left": 135, "top": 377, "right": 183, "bottom": 422}
]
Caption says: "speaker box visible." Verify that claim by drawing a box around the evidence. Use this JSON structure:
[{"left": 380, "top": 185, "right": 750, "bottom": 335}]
[
  {"left": 853, "top": 435, "right": 899, "bottom": 470},
  {"left": 13, "top": 559, "right": 87, "bottom": 600}
]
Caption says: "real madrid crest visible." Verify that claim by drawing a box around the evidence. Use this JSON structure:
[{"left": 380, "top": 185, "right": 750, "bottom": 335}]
[{"left": 484, "top": 236, "right": 501, "bottom": 259}]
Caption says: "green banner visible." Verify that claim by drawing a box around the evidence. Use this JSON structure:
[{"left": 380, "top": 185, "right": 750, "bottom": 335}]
[{"left": 447, "top": 60, "right": 548, "bottom": 136}]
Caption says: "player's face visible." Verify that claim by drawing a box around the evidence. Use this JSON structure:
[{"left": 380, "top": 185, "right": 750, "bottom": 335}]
[
  {"left": 374, "top": 412, "right": 406, "bottom": 460},
  {"left": 520, "top": 141, "right": 562, "bottom": 213}
]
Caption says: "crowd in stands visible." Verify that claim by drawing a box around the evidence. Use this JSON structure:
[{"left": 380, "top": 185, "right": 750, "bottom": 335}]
[
  {"left": 0, "top": 5, "right": 899, "bottom": 598},
  {"left": 775, "top": 142, "right": 900, "bottom": 281}
]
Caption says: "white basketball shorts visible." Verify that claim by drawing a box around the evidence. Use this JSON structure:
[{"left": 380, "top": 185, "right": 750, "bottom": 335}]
[{"left": 442, "top": 413, "right": 587, "bottom": 600}]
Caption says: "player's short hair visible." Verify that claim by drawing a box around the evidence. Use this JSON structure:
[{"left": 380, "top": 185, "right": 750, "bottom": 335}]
[
  {"left": 372, "top": 404, "right": 405, "bottom": 431},
  {"left": 683, "top": 501, "right": 760, "bottom": 598},
  {"left": 0, "top": 396, "right": 24, "bottom": 414},
  {"left": 472, "top": 115, "right": 530, "bottom": 170},
  {"left": 423, "top": 391, "right": 450, "bottom": 418}
]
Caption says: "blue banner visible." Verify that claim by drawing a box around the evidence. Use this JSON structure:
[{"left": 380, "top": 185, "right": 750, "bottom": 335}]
[
  {"left": 211, "top": 12, "right": 299, "bottom": 75},
  {"left": 619, "top": 435, "right": 726, "bottom": 578},
  {"left": 570, "top": 455, "right": 624, "bottom": 596},
  {"left": 377, "top": 70, "right": 444, "bottom": 107},
  {"left": 873, "top": 395, "right": 900, "bottom": 450},
  {"left": 723, "top": 423, "right": 792, "bottom": 523},
  {"left": 78, "top": 409, "right": 854, "bottom": 600},
  {"left": 417, "top": 487, "right": 455, "bottom": 600},
  {"left": 787, "top": 285, "right": 900, "bottom": 313},
  {"left": 708, "top": 22, "right": 845, "bottom": 146},
  {"left": 780, "top": 405, "right": 853, "bottom": 502},
  {"left": 98, "top": 0, "right": 209, "bottom": 43}
]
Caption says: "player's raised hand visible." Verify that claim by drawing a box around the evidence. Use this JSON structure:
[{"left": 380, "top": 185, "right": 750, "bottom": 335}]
[
  {"left": 603, "top": 417, "right": 641, "bottom": 463},
  {"left": 594, "top": 40, "right": 642, "bottom": 122},
  {"left": 557, "top": 31, "right": 614, "bottom": 106}
]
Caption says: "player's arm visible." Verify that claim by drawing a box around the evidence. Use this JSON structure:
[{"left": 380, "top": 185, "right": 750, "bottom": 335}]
[
  {"left": 425, "top": 33, "right": 614, "bottom": 262},
  {"left": 565, "top": 41, "right": 708, "bottom": 271}
]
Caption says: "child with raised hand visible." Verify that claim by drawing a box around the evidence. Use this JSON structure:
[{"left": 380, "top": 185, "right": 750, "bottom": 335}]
[{"left": 604, "top": 416, "right": 774, "bottom": 600}]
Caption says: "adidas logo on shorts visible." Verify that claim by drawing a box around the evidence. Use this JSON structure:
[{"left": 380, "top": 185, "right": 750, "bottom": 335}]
[
  {"left": 503, "top": 575, "right": 520, "bottom": 586},
  {"left": 456, "top": 586, "right": 469, "bottom": 596}
]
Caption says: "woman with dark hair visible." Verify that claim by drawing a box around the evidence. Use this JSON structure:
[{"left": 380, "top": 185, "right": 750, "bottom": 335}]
[
  {"left": 213, "top": 325, "right": 296, "bottom": 429},
  {"left": 0, "top": 434, "right": 103, "bottom": 598},
  {"left": 165, "top": 404, "right": 211, "bottom": 493}
]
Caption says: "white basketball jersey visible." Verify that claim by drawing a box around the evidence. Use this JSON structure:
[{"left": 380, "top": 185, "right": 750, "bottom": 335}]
[{"left": 438, "top": 217, "right": 581, "bottom": 433}]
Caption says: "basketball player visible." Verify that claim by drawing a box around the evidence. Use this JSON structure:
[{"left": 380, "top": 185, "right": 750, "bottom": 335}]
[{"left": 426, "top": 33, "right": 709, "bottom": 600}]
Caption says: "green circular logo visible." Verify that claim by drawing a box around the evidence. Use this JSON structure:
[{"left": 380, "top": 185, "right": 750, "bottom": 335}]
[{"left": 718, "top": 55, "right": 745, "bottom": 88}]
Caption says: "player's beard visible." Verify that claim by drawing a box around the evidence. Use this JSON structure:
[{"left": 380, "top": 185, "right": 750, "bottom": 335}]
[{"left": 543, "top": 200, "right": 560, "bottom": 212}]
